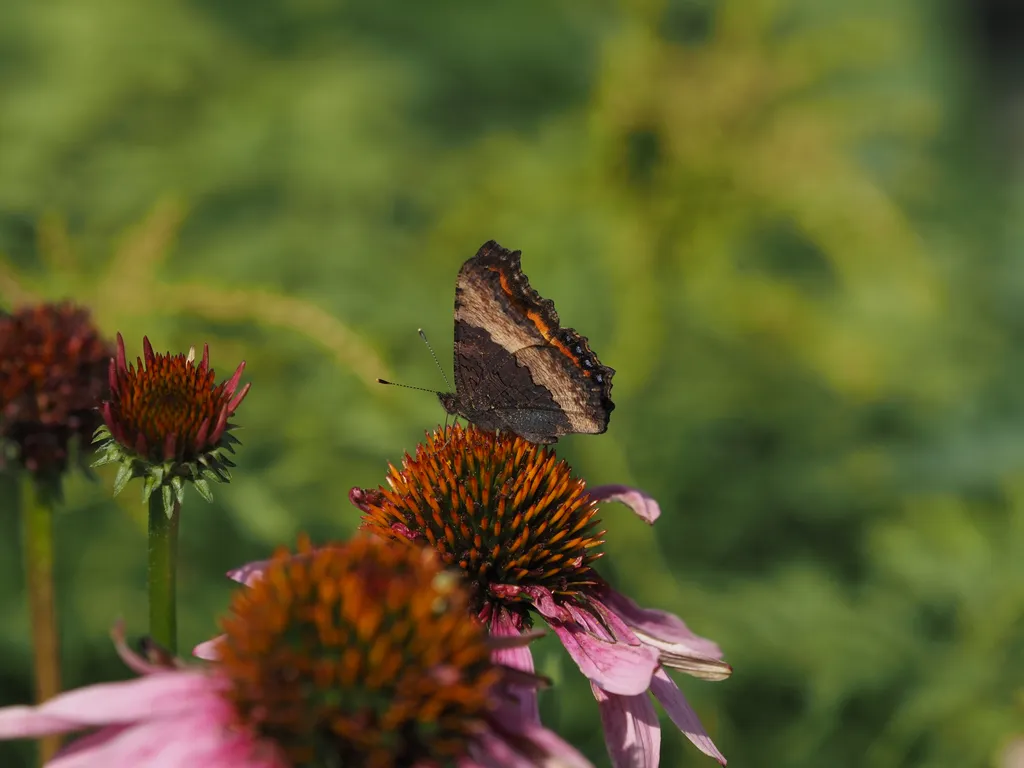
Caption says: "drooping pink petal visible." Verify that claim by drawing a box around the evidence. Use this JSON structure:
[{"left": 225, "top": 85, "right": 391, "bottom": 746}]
[
  {"left": 515, "top": 721, "right": 594, "bottom": 768},
  {"left": 50, "top": 725, "right": 130, "bottom": 763},
  {"left": 526, "top": 587, "right": 658, "bottom": 695},
  {"left": 545, "top": 619, "right": 657, "bottom": 696},
  {"left": 111, "top": 622, "right": 177, "bottom": 676},
  {"left": 489, "top": 608, "right": 539, "bottom": 724},
  {"left": 0, "top": 672, "right": 216, "bottom": 738},
  {"left": 600, "top": 587, "right": 727, "bottom": 666},
  {"left": 649, "top": 668, "right": 726, "bottom": 765},
  {"left": 587, "top": 486, "right": 661, "bottom": 525},
  {"left": 574, "top": 599, "right": 648, "bottom": 647},
  {"left": 468, "top": 732, "right": 537, "bottom": 768},
  {"left": 592, "top": 683, "right": 660, "bottom": 768},
  {"left": 51, "top": 708, "right": 284, "bottom": 768}
]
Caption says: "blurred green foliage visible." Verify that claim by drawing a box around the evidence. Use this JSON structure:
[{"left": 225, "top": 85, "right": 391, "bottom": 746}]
[{"left": 1, "top": 0, "right": 1022, "bottom": 765}]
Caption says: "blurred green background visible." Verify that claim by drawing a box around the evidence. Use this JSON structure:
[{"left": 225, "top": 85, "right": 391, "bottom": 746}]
[{"left": 1, "top": 0, "right": 1022, "bottom": 765}]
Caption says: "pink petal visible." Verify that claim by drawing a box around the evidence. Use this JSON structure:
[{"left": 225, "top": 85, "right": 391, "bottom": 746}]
[
  {"left": 193, "top": 636, "right": 226, "bottom": 661},
  {"left": 163, "top": 432, "right": 177, "bottom": 462},
  {"left": 226, "top": 559, "right": 273, "bottom": 587},
  {"left": 228, "top": 382, "right": 252, "bottom": 413},
  {"left": 489, "top": 608, "right": 539, "bottom": 724},
  {"left": 650, "top": 668, "right": 726, "bottom": 765},
  {"left": 223, "top": 360, "right": 247, "bottom": 399},
  {"left": 572, "top": 600, "right": 645, "bottom": 646},
  {"left": 544, "top": 622, "right": 658, "bottom": 696},
  {"left": 600, "top": 588, "right": 728, "bottom": 668},
  {"left": 587, "top": 485, "right": 660, "bottom": 525},
  {"left": 528, "top": 588, "right": 658, "bottom": 696},
  {"left": 51, "top": 709, "right": 282, "bottom": 768},
  {"left": 592, "top": 683, "right": 660, "bottom": 768},
  {"left": 517, "top": 721, "right": 595, "bottom": 768},
  {"left": 469, "top": 732, "right": 537, "bottom": 768},
  {"left": 52, "top": 726, "right": 131, "bottom": 762},
  {"left": 114, "top": 333, "right": 128, "bottom": 378},
  {"left": 209, "top": 407, "right": 229, "bottom": 445},
  {"left": 0, "top": 672, "right": 216, "bottom": 738},
  {"left": 100, "top": 402, "right": 116, "bottom": 431},
  {"left": 142, "top": 337, "right": 156, "bottom": 366},
  {"left": 194, "top": 417, "right": 210, "bottom": 451}
]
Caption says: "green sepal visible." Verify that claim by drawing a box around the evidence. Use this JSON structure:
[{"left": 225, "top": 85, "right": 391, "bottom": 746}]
[
  {"left": 142, "top": 474, "right": 158, "bottom": 504},
  {"left": 193, "top": 477, "right": 214, "bottom": 503},
  {"left": 161, "top": 484, "right": 174, "bottom": 519},
  {"left": 171, "top": 475, "right": 185, "bottom": 505},
  {"left": 91, "top": 449, "right": 116, "bottom": 468},
  {"left": 112, "top": 463, "right": 133, "bottom": 497}
]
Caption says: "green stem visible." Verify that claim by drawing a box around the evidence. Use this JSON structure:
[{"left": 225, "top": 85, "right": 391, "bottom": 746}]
[
  {"left": 20, "top": 473, "right": 62, "bottom": 765},
  {"left": 147, "top": 494, "right": 180, "bottom": 654}
]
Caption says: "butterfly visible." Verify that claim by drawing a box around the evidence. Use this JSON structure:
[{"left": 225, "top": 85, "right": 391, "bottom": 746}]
[{"left": 433, "top": 240, "right": 615, "bottom": 444}]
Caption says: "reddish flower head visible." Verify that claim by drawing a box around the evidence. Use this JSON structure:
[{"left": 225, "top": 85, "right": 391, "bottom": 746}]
[
  {"left": 351, "top": 425, "right": 732, "bottom": 767},
  {"left": 0, "top": 302, "right": 112, "bottom": 480},
  {"left": 93, "top": 333, "right": 250, "bottom": 515}
]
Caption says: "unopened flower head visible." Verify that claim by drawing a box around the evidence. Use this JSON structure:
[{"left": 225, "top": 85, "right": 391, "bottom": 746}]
[
  {"left": 93, "top": 333, "right": 250, "bottom": 516},
  {"left": 352, "top": 424, "right": 732, "bottom": 766},
  {"left": 0, "top": 302, "right": 111, "bottom": 483}
]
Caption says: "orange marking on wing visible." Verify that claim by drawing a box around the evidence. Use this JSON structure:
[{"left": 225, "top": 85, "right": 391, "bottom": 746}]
[{"left": 492, "top": 267, "right": 593, "bottom": 376}]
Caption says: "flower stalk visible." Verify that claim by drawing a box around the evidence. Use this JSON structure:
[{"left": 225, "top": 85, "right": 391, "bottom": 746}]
[
  {"left": 19, "top": 473, "right": 62, "bottom": 765},
  {"left": 148, "top": 494, "right": 180, "bottom": 654}
]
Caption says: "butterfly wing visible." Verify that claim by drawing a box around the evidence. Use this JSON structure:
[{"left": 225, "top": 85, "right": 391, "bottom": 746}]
[{"left": 450, "top": 241, "right": 615, "bottom": 442}]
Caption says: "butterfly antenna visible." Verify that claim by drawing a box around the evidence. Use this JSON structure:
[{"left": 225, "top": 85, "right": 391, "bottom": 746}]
[
  {"left": 418, "top": 328, "right": 452, "bottom": 391},
  {"left": 376, "top": 378, "right": 439, "bottom": 394}
]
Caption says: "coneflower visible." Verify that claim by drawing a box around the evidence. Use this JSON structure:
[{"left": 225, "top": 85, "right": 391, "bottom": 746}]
[
  {"left": 0, "top": 537, "right": 592, "bottom": 768},
  {"left": 351, "top": 424, "right": 731, "bottom": 767},
  {"left": 0, "top": 301, "right": 112, "bottom": 764},
  {"left": 93, "top": 332, "right": 250, "bottom": 654}
]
